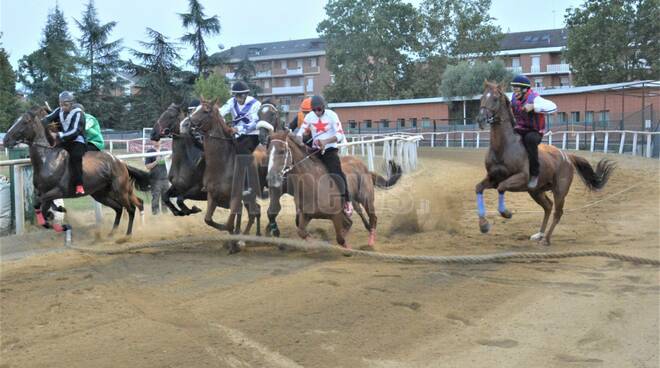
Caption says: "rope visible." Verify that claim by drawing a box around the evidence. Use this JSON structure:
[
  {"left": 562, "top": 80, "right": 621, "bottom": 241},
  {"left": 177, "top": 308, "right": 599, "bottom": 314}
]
[{"left": 67, "top": 233, "right": 660, "bottom": 266}]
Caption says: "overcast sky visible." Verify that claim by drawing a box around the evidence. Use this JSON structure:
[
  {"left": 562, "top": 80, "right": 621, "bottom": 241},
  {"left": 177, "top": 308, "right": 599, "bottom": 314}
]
[{"left": 1, "top": 0, "right": 583, "bottom": 69}]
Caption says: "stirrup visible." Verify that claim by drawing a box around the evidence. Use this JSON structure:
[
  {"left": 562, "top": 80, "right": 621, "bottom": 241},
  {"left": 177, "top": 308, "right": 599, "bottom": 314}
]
[{"left": 527, "top": 176, "right": 539, "bottom": 189}]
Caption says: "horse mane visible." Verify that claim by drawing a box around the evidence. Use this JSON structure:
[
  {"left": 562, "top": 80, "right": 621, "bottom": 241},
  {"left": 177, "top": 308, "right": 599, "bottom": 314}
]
[{"left": 487, "top": 82, "right": 516, "bottom": 129}]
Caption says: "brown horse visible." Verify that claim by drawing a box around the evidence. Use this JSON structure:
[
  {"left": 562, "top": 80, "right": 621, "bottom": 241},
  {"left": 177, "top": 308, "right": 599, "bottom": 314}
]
[
  {"left": 3, "top": 107, "right": 151, "bottom": 236},
  {"left": 188, "top": 98, "right": 262, "bottom": 253},
  {"left": 267, "top": 130, "right": 402, "bottom": 249},
  {"left": 475, "top": 82, "right": 615, "bottom": 246}
]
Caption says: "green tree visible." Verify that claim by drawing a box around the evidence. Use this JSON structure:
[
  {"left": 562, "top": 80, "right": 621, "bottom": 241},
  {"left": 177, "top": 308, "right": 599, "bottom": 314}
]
[
  {"left": 179, "top": 0, "right": 221, "bottom": 77},
  {"left": 194, "top": 73, "right": 230, "bottom": 102},
  {"left": 0, "top": 33, "right": 20, "bottom": 131},
  {"left": 440, "top": 59, "right": 512, "bottom": 98},
  {"left": 565, "top": 0, "right": 659, "bottom": 85},
  {"left": 17, "top": 5, "right": 81, "bottom": 105},
  {"left": 317, "top": 0, "right": 421, "bottom": 102},
  {"left": 233, "top": 57, "right": 261, "bottom": 96},
  {"left": 123, "top": 28, "right": 188, "bottom": 130},
  {"left": 75, "top": 0, "right": 125, "bottom": 128}
]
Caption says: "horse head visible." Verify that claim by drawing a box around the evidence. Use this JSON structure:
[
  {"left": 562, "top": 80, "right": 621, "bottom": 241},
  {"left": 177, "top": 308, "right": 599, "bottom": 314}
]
[
  {"left": 3, "top": 106, "right": 49, "bottom": 148},
  {"left": 152, "top": 103, "right": 185, "bottom": 140},
  {"left": 189, "top": 97, "right": 233, "bottom": 138},
  {"left": 266, "top": 130, "right": 296, "bottom": 188},
  {"left": 255, "top": 99, "right": 280, "bottom": 146},
  {"left": 477, "top": 81, "right": 512, "bottom": 130}
]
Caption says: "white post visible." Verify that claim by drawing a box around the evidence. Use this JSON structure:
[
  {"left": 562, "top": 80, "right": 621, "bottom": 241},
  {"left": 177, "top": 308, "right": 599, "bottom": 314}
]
[
  {"left": 431, "top": 134, "right": 435, "bottom": 148},
  {"left": 361, "top": 139, "right": 365, "bottom": 156},
  {"left": 562, "top": 132, "right": 567, "bottom": 150},
  {"left": 13, "top": 165, "right": 25, "bottom": 235},
  {"left": 476, "top": 132, "right": 480, "bottom": 148},
  {"left": 646, "top": 133, "right": 652, "bottom": 158},
  {"left": 460, "top": 132, "right": 465, "bottom": 148},
  {"left": 632, "top": 133, "right": 638, "bottom": 156},
  {"left": 351, "top": 137, "right": 355, "bottom": 155},
  {"left": 142, "top": 138, "right": 146, "bottom": 154},
  {"left": 590, "top": 133, "right": 595, "bottom": 152},
  {"left": 367, "top": 143, "right": 375, "bottom": 171},
  {"left": 604, "top": 132, "right": 609, "bottom": 153},
  {"left": 575, "top": 133, "right": 580, "bottom": 150},
  {"left": 548, "top": 132, "right": 553, "bottom": 146},
  {"left": 445, "top": 133, "right": 449, "bottom": 148},
  {"left": 618, "top": 132, "right": 626, "bottom": 155},
  {"left": 94, "top": 201, "right": 103, "bottom": 224},
  {"left": 109, "top": 140, "right": 114, "bottom": 153}
]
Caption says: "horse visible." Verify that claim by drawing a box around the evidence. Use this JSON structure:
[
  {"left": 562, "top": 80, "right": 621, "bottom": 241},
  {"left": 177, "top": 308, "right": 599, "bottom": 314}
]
[
  {"left": 475, "top": 82, "right": 615, "bottom": 246},
  {"left": 3, "top": 106, "right": 151, "bottom": 236},
  {"left": 188, "top": 98, "right": 263, "bottom": 253},
  {"left": 151, "top": 103, "right": 205, "bottom": 216},
  {"left": 266, "top": 130, "right": 402, "bottom": 249}
]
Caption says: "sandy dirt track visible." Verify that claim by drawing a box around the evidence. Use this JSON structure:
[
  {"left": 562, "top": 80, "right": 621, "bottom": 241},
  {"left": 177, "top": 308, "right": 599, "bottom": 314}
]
[{"left": 1, "top": 148, "right": 659, "bottom": 368}]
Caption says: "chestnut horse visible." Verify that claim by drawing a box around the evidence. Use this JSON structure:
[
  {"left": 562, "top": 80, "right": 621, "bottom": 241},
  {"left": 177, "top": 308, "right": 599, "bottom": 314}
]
[
  {"left": 266, "top": 130, "right": 402, "bottom": 249},
  {"left": 3, "top": 107, "right": 150, "bottom": 236},
  {"left": 475, "top": 82, "right": 615, "bottom": 245}
]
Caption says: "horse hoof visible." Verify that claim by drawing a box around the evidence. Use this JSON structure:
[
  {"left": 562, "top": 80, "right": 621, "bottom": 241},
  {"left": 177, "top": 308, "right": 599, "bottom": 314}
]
[
  {"left": 539, "top": 239, "right": 550, "bottom": 247},
  {"left": 190, "top": 206, "right": 202, "bottom": 214},
  {"left": 360, "top": 244, "right": 375, "bottom": 251},
  {"left": 499, "top": 209, "right": 513, "bottom": 219},
  {"left": 479, "top": 218, "right": 491, "bottom": 233},
  {"left": 530, "top": 232, "right": 544, "bottom": 241}
]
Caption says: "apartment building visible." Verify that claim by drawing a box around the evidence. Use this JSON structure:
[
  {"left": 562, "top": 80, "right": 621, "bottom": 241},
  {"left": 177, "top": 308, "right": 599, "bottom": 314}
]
[
  {"left": 497, "top": 28, "right": 572, "bottom": 89},
  {"left": 209, "top": 38, "right": 332, "bottom": 115}
]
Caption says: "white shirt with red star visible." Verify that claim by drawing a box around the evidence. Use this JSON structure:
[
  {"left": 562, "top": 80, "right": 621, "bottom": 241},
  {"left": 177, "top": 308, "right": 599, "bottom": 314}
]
[{"left": 298, "top": 109, "right": 345, "bottom": 150}]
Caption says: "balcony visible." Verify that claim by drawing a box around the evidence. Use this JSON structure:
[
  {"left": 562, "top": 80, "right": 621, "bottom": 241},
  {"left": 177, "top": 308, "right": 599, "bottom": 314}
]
[
  {"left": 256, "top": 70, "right": 272, "bottom": 78},
  {"left": 506, "top": 66, "right": 522, "bottom": 74},
  {"left": 303, "top": 66, "right": 320, "bottom": 74},
  {"left": 225, "top": 72, "right": 235, "bottom": 80},
  {"left": 286, "top": 67, "right": 303, "bottom": 76},
  {"left": 547, "top": 64, "right": 571, "bottom": 73},
  {"left": 271, "top": 86, "right": 304, "bottom": 95},
  {"left": 530, "top": 66, "right": 541, "bottom": 73}
]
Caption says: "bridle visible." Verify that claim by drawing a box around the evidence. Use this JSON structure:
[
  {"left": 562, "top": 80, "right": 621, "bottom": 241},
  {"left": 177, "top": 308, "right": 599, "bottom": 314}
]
[
  {"left": 479, "top": 91, "right": 504, "bottom": 125},
  {"left": 270, "top": 137, "right": 319, "bottom": 177}
]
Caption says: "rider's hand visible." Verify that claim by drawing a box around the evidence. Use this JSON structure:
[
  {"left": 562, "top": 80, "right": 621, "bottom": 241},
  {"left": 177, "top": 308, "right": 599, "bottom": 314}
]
[
  {"left": 49, "top": 131, "right": 59, "bottom": 145},
  {"left": 314, "top": 139, "right": 325, "bottom": 150},
  {"left": 523, "top": 103, "right": 535, "bottom": 112}
]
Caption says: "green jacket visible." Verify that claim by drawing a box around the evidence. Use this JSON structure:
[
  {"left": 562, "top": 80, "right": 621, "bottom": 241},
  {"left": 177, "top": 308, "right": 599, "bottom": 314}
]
[{"left": 84, "top": 113, "right": 105, "bottom": 150}]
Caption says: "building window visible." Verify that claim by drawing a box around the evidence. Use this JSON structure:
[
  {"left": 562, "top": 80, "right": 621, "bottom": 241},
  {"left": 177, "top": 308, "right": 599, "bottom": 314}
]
[
  {"left": 535, "top": 78, "right": 543, "bottom": 88},
  {"left": 585, "top": 111, "right": 594, "bottom": 123},
  {"left": 349, "top": 120, "right": 356, "bottom": 129},
  {"left": 264, "top": 80, "right": 270, "bottom": 89},
  {"left": 571, "top": 111, "right": 580, "bottom": 123},
  {"left": 422, "top": 117, "right": 431, "bottom": 128},
  {"left": 546, "top": 113, "right": 554, "bottom": 129},
  {"left": 279, "top": 96, "right": 291, "bottom": 106},
  {"left": 398, "top": 118, "right": 405, "bottom": 128},
  {"left": 599, "top": 111, "right": 609, "bottom": 127},
  {"left": 296, "top": 59, "right": 303, "bottom": 68},
  {"left": 410, "top": 118, "right": 417, "bottom": 128},
  {"left": 284, "top": 78, "right": 291, "bottom": 87},
  {"left": 365, "top": 120, "right": 372, "bottom": 128},
  {"left": 381, "top": 119, "right": 389, "bottom": 128},
  {"left": 531, "top": 55, "right": 541, "bottom": 73},
  {"left": 560, "top": 76, "right": 569, "bottom": 87},
  {"left": 558, "top": 112, "right": 568, "bottom": 124},
  {"left": 281, "top": 60, "right": 286, "bottom": 70},
  {"left": 311, "top": 57, "right": 317, "bottom": 67},
  {"left": 512, "top": 57, "right": 520, "bottom": 68}
]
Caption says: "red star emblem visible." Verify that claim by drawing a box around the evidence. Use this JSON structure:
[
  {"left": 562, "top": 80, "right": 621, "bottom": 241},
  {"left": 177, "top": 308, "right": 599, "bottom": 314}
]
[{"left": 312, "top": 119, "right": 328, "bottom": 133}]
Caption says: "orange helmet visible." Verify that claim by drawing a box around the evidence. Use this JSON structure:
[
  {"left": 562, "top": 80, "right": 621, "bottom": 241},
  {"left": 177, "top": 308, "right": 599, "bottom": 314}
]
[{"left": 300, "top": 97, "right": 312, "bottom": 112}]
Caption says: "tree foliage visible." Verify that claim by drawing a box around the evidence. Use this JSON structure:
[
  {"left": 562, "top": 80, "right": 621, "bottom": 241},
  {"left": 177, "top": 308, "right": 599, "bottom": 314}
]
[
  {"left": 440, "top": 59, "right": 512, "bottom": 98},
  {"left": 233, "top": 57, "right": 261, "bottom": 96},
  {"left": 564, "top": 0, "right": 660, "bottom": 85},
  {"left": 0, "top": 34, "right": 20, "bottom": 131},
  {"left": 17, "top": 5, "right": 81, "bottom": 105},
  {"left": 179, "top": 0, "right": 221, "bottom": 77},
  {"left": 193, "top": 73, "right": 230, "bottom": 102}
]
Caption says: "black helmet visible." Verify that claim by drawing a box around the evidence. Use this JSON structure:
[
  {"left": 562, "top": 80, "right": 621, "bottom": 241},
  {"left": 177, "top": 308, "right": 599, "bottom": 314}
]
[
  {"left": 188, "top": 99, "right": 200, "bottom": 111},
  {"left": 310, "top": 95, "right": 325, "bottom": 111},
  {"left": 510, "top": 75, "right": 531, "bottom": 88},
  {"left": 231, "top": 81, "right": 250, "bottom": 94},
  {"left": 59, "top": 91, "right": 75, "bottom": 103}
]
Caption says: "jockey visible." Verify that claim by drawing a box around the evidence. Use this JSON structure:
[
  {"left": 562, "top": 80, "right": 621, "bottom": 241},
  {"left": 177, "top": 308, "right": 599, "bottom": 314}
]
[
  {"left": 297, "top": 95, "right": 353, "bottom": 216},
  {"left": 289, "top": 97, "right": 312, "bottom": 133},
  {"left": 510, "top": 75, "right": 557, "bottom": 189},
  {"left": 41, "top": 91, "right": 87, "bottom": 195},
  {"left": 219, "top": 81, "right": 262, "bottom": 196},
  {"left": 73, "top": 103, "right": 104, "bottom": 152}
]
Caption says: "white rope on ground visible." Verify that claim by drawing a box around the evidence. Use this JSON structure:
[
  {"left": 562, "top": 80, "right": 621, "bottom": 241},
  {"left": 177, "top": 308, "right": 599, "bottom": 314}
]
[
  {"left": 67, "top": 233, "right": 660, "bottom": 266},
  {"left": 467, "top": 182, "right": 644, "bottom": 215}
]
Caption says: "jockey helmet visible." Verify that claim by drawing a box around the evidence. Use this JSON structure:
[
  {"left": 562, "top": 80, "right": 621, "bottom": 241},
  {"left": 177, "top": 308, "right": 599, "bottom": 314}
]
[
  {"left": 231, "top": 81, "right": 250, "bottom": 94},
  {"left": 510, "top": 75, "right": 531, "bottom": 88},
  {"left": 310, "top": 95, "right": 326, "bottom": 113},
  {"left": 300, "top": 97, "right": 312, "bottom": 113},
  {"left": 59, "top": 91, "right": 75, "bottom": 103}
]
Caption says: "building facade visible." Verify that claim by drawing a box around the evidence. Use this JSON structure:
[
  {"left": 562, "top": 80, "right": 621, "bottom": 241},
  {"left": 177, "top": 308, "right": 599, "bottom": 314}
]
[{"left": 209, "top": 38, "right": 332, "bottom": 115}]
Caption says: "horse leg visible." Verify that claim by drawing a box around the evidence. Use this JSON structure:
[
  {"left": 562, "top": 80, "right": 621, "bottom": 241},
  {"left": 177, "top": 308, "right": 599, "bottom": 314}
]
[
  {"left": 542, "top": 178, "right": 571, "bottom": 246},
  {"left": 475, "top": 176, "right": 496, "bottom": 233},
  {"left": 498, "top": 191, "right": 513, "bottom": 219},
  {"left": 266, "top": 187, "right": 283, "bottom": 237},
  {"left": 203, "top": 196, "right": 226, "bottom": 231},
  {"left": 332, "top": 214, "right": 351, "bottom": 249},
  {"left": 363, "top": 197, "right": 378, "bottom": 249},
  {"left": 528, "top": 191, "right": 553, "bottom": 242},
  {"left": 92, "top": 193, "right": 123, "bottom": 236},
  {"left": 163, "top": 186, "right": 183, "bottom": 216},
  {"left": 296, "top": 213, "right": 312, "bottom": 240},
  {"left": 125, "top": 202, "right": 136, "bottom": 236}
]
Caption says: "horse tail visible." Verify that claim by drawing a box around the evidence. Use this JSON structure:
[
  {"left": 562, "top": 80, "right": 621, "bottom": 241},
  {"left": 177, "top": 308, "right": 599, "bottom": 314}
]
[
  {"left": 127, "top": 165, "right": 152, "bottom": 192},
  {"left": 371, "top": 161, "right": 402, "bottom": 189},
  {"left": 569, "top": 155, "right": 616, "bottom": 191}
]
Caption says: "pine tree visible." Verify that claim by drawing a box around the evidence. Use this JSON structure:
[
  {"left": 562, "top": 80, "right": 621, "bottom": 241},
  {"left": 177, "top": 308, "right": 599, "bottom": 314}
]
[
  {"left": 75, "top": 0, "right": 124, "bottom": 127},
  {"left": 179, "top": 0, "right": 221, "bottom": 77},
  {"left": 0, "top": 33, "right": 20, "bottom": 131},
  {"left": 17, "top": 5, "right": 81, "bottom": 105}
]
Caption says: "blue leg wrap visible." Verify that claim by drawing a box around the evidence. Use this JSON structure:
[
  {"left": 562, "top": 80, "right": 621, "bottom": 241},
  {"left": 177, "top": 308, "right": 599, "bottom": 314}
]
[
  {"left": 498, "top": 192, "right": 507, "bottom": 213},
  {"left": 477, "top": 193, "right": 486, "bottom": 217}
]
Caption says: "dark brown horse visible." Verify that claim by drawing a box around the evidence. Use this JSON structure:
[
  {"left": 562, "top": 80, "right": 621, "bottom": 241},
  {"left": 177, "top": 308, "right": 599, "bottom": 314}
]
[
  {"left": 3, "top": 107, "right": 151, "bottom": 235},
  {"left": 267, "top": 130, "right": 402, "bottom": 249},
  {"left": 475, "top": 82, "right": 615, "bottom": 246},
  {"left": 151, "top": 103, "right": 205, "bottom": 216},
  {"left": 188, "top": 98, "right": 262, "bottom": 253}
]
